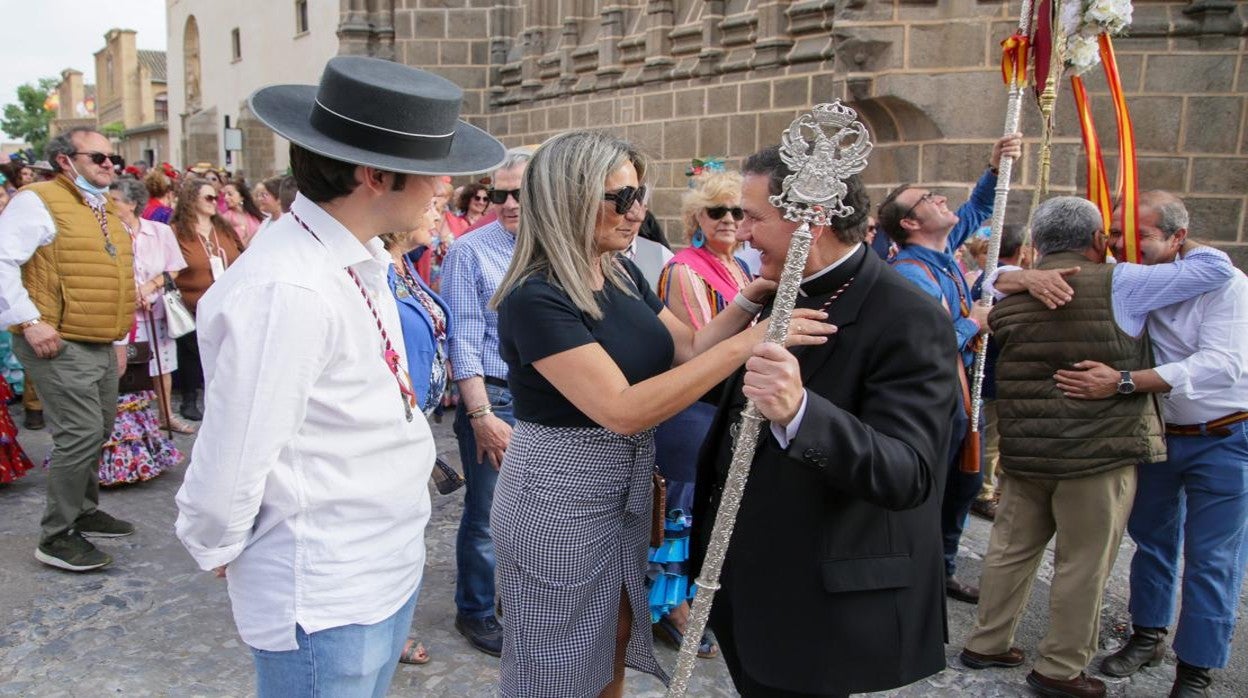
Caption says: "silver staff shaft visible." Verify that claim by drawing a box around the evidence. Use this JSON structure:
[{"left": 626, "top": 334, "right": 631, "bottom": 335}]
[
  {"left": 666, "top": 222, "right": 814, "bottom": 697},
  {"left": 970, "top": 0, "right": 1034, "bottom": 434}
]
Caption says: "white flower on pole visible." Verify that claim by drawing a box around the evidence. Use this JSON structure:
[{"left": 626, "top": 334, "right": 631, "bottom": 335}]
[{"left": 1059, "top": 0, "right": 1134, "bottom": 75}]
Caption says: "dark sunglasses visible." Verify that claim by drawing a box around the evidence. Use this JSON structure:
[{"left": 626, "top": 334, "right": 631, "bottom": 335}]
[
  {"left": 706, "top": 205, "right": 744, "bottom": 222},
  {"left": 901, "top": 191, "right": 936, "bottom": 220},
  {"left": 603, "top": 185, "right": 647, "bottom": 215},
  {"left": 202, "top": 194, "right": 218, "bottom": 203},
  {"left": 73, "top": 151, "right": 122, "bottom": 166},
  {"left": 472, "top": 193, "right": 490, "bottom": 202},
  {"left": 487, "top": 188, "right": 520, "bottom": 205}
]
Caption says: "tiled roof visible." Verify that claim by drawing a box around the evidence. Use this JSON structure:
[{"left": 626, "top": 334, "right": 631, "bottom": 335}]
[{"left": 138, "top": 50, "right": 166, "bottom": 83}]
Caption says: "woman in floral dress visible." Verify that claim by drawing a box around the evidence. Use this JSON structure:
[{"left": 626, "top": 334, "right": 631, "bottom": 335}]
[{"left": 96, "top": 179, "right": 185, "bottom": 486}]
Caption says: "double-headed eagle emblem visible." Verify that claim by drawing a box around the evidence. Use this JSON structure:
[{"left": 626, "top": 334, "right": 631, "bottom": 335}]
[{"left": 770, "top": 101, "right": 873, "bottom": 225}]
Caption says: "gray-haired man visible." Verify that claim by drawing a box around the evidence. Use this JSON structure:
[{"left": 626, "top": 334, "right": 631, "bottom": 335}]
[
  {"left": 0, "top": 126, "right": 136, "bottom": 572},
  {"left": 959, "top": 196, "right": 1236, "bottom": 698}
]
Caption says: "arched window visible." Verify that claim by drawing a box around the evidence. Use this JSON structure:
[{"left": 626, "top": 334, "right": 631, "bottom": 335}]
[{"left": 184, "top": 16, "right": 202, "bottom": 111}]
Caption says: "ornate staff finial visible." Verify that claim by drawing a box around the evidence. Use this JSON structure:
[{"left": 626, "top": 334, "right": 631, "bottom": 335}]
[
  {"left": 666, "top": 101, "right": 872, "bottom": 697},
  {"left": 771, "top": 101, "right": 873, "bottom": 224}
]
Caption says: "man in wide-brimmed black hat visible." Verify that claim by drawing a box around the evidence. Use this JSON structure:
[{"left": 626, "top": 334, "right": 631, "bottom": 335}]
[{"left": 174, "top": 56, "right": 504, "bottom": 697}]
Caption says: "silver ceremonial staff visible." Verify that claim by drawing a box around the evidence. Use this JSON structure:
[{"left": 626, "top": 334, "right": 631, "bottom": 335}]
[
  {"left": 666, "top": 102, "right": 872, "bottom": 697},
  {"left": 969, "top": 0, "right": 1034, "bottom": 435}
]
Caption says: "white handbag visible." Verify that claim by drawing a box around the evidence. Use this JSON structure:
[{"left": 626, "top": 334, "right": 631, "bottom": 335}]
[{"left": 161, "top": 273, "right": 196, "bottom": 339}]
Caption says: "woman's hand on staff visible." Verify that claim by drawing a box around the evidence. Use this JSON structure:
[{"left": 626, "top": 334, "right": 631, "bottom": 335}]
[{"left": 747, "top": 308, "right": 837, "bottom": 348}]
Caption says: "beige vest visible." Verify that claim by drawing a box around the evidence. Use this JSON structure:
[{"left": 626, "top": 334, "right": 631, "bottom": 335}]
[{"left": 14, "top": 176, "right": 135, "bottom": 342}]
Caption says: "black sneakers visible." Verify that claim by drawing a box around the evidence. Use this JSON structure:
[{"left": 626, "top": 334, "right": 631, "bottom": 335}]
[
  {"left": 35, "top": 530, "right": 112, "bottom": 571},
  {"left": 455, "top": 614, "right": 503, "bottom": 657},
  {"left": 75, "top": 510, "right": 136, "bottom": 538}
]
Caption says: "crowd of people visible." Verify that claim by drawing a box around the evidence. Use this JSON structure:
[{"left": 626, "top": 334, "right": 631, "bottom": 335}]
[{"left": 0, "top": 55, "right": 1244, "bottom": 698}]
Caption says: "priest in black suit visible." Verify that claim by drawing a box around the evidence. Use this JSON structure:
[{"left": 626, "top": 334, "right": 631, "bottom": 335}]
[{"left": 691, "top": 147, "right": 961, "bottom": 697}]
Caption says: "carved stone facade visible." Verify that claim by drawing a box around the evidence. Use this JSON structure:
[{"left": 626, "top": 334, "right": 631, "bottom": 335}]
[{"left": 341, "top": 0, "right": 1247, "bottom": 264}]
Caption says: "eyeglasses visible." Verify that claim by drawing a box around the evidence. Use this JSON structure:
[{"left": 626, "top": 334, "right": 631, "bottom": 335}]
[
  {"left": 472, "top": 193, "right": 490, "bottom": 202},
  {"left": 901, "top": 191, "right": 936, "bottom": 220},
  {"left": 603, "top": 185, "right": 647, "bottom": 215},
  {"left": 73, "top": 151, "right": 122, "bottom": 166},
  {"left": 705, "top": 205, "right": 744, "bottom": 222},
  {"left": 202, "top": 194, "right": 218, "bottom": 203},
  {"left": 487, "top": 188, "right": 520, "bottom": 205}
]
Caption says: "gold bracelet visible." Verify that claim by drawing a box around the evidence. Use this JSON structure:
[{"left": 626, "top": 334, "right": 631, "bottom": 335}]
[{"left": 466, "top": 404, "right": 494, "bottom": 420}]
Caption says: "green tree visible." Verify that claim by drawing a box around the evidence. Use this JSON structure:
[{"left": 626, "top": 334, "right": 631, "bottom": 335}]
[{"left": 1, "top": 77, "right": 59, "bottom": 159}]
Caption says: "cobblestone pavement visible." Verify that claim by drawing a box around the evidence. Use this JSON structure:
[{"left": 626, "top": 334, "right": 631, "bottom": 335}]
[{"left": 0, "top": 406, "right": 1244, "bottom": 697}]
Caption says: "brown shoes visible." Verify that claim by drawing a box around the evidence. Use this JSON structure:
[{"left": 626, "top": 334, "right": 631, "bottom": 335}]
[
  {"left": 1026, "top": 670, "right": 1106, "bottom": 698},
  {"left": 971, "top": 496, "right": 998, "bottom": 520},
  {"left": 959, "top": 646, "right": 1025, "bottom": 670},
  {"left": 946, "top": 576, "right": 980, "bottom": 603}
]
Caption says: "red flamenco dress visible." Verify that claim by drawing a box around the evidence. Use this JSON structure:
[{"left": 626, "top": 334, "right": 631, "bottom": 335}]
[{"left": 0, "top": 375, "right": 34, "bottom": 484}]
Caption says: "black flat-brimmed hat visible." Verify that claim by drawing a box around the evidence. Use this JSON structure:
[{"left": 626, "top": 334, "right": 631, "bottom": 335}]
[{"left": 249, "top": 56, "right": 504, "bottom": 176}]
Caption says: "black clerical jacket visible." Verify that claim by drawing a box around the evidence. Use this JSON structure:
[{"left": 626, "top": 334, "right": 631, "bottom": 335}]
[{"left": 692, "top": 246, "right": 960, "bottom": 695}]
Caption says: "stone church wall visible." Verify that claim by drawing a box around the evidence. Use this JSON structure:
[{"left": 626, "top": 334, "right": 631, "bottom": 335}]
[{"left": 339, "top": 0, "right": 1247, "bottom": 264}]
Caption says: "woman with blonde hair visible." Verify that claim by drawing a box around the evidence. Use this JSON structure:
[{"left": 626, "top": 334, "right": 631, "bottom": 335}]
[
  {"left": 489, "top": 131, "right": 834, "bottom": 697},
  {"left": 658, "top": 170, "right": 751, "bottom": 328}
]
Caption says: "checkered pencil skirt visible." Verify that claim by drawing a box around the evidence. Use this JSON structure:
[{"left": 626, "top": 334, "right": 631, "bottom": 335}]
[{"left": 491, "top": 420, "right": 669, "bottom": 697}]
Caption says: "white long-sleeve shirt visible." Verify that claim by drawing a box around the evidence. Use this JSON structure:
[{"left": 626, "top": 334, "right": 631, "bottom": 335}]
[
  {"left": 1148, "top": 267, "right": 1248, "bottom": 425},
  {"left": 174, "top": 194, "right": 436, "bottom": 651}
]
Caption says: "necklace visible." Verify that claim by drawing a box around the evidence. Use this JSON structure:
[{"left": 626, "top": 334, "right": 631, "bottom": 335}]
[
  {"left": 88, "top": 202, "right": 118, "bottom": 258},
  {"left": 815, "top": 277, "right": 855, "bottom": 312},
  {"left": 293, "top": 212, "right": 417, "bottom": 422}
]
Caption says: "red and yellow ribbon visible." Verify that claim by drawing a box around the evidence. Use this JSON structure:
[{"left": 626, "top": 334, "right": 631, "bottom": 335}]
[
  {"left": 1071, "top": 76, "right": 1113, "bottom": 233},
  {"left": 1000, "top": 33, "right": 1030, "bottom": 88},
  {"left": 1068, "top": 34, "right": 1140, "bottom": 263},
  {"left": 1101, "top": 33, "right": 1139, "bottom": 263}
]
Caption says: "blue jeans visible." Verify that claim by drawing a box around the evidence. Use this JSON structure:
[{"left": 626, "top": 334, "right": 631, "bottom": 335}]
[
  {"left": 1126, "top": 420, "right": 1248, "bottom": 668},
  {"left": 251, "top": 590, "right": 417, "bottom": 698},
  {"left": 942, "top": 402, "right": 985, "bottom": 578},
  {"left": 453, "top": 383, "right": 514, "bottom": 619}
]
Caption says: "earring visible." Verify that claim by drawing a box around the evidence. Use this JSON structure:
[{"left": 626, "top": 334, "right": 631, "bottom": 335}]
[{"left": 692, "top": 228, "right": 705, "bottom": 248}]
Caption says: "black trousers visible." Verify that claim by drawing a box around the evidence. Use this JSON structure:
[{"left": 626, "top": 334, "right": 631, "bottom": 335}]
[
  {"left": 710, "top": 595, "right": 847, "bottom": 698},
  {"left": 173, "top": 331, "right": 203, "bottom": 398}
]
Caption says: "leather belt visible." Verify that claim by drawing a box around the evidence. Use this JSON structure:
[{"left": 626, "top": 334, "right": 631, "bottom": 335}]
[
  {"left": 483, "top": 375, "right": 508, "bottom": 389},
  {"left": 1165, "top": 410, "right": 1248, "bottom": 437}
]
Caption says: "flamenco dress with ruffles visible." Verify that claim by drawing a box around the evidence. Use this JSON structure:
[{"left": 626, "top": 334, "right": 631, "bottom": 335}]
[
  {"left": 0, "top": 374, "right": 34, "bottom": 484},
  {"left": 97, "top": 391, "right": 183, "bottom": 486}
]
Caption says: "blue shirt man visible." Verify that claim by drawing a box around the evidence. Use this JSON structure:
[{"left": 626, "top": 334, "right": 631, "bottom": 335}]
[
  {"left": 875, "top": 132, "right": 1022, "bottom": 604},
  {"left": 440, "top": 148, "right": 531, "bottom": 656}
]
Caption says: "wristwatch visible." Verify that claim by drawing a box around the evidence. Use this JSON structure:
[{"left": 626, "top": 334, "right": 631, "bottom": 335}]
[
  {"left": 1116, "top": 370, "right": 1136, "bottom": 395},
  {"left": 18, "top": 318, "right": 41, "bottom": 330}
]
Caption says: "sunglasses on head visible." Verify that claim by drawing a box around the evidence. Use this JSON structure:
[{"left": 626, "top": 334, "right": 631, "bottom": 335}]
[
  {"left": 487, "top": 188, "right": 520, "bottom": 205},
  {"left": 74, "top": 151, "right": 121, "bottom": 166},
  {"left": 706, "top": 205, "right": 744, "bottom": 222},
  {"left": 602, "top": 185, "right": 647, "bottom": 215}
]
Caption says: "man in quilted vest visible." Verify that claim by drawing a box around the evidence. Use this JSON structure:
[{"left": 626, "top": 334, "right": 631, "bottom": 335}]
[
  {"left": 0, "top": 126, "right": 137, "bottom": 572},
  {"left": 958, "top": 196, "right": 1236, "bottom": 698}
]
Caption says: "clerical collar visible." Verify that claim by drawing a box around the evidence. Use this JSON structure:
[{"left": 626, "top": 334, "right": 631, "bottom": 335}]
[{"left": 798, "top": 243, "right": 863, "bottom": 297}]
